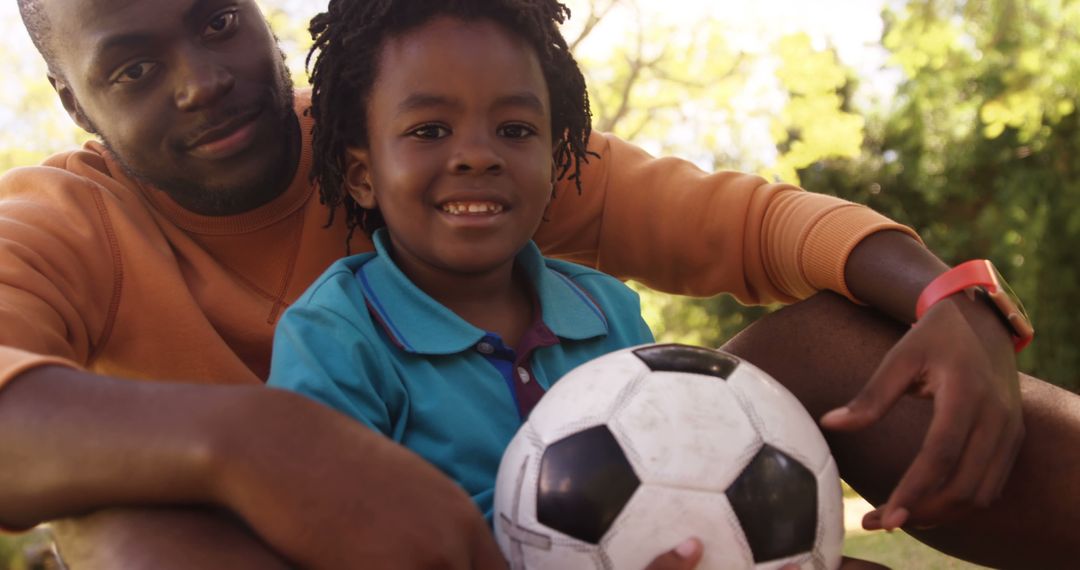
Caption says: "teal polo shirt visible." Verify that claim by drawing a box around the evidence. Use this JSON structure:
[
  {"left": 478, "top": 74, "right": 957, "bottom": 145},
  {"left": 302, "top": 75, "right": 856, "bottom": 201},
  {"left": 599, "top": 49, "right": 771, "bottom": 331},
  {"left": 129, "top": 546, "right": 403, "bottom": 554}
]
[{"left": 268, "top": 230, "right": 654, "bottom": 517}]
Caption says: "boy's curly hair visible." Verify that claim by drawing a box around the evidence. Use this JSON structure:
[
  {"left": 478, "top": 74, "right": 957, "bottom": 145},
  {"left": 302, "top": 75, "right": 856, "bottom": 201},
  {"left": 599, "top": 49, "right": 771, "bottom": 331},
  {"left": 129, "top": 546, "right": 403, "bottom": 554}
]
[{"left": 307, "top": 0, "right": 592, "bottom": 239}]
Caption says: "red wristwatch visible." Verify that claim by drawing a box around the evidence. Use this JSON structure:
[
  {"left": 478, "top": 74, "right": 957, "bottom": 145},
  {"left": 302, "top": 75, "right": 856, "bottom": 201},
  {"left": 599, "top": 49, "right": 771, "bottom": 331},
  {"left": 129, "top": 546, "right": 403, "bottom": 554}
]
[{"left": 916, "top": 260, "right": 1034, "bottom": 352}]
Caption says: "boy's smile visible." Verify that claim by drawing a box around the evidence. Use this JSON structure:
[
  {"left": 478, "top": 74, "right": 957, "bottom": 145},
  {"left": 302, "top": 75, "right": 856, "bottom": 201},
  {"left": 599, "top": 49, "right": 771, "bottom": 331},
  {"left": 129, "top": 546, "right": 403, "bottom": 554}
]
[
  {"left": 348, "top": 16, "right": 555, "bottom": 296},
  {"left": 440, "top": 201, "right": 504, "bottom": 216}
]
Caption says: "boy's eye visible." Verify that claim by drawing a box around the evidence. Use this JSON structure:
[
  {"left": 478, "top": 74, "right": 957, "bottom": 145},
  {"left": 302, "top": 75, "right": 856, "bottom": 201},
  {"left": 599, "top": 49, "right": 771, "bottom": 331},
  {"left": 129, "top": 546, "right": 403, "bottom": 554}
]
[
  {"left": 408, "top": 125, "right": 451, "bottom": 140},
  {"left": 112, "top": 62, "right": 157, "bottom": 84},
  {"left": 204, "top": 10, "right": 239, "bottom": 38},
  {"left": 498, "top": 124, "right": 537, "bottom": 139}
]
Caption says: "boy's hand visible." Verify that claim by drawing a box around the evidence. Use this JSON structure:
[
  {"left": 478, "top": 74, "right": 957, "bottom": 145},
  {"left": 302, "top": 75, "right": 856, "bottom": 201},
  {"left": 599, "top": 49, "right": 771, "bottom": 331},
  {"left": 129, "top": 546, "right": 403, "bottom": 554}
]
[
  {"left": 643, "top": 538, "right": 703, "bottom": 570},
  {"left": 642, "top": 541, "right": 888, "bottom": 570},
  {"left": 820, "top": 291, "right": 1023, "bottom": 530}
]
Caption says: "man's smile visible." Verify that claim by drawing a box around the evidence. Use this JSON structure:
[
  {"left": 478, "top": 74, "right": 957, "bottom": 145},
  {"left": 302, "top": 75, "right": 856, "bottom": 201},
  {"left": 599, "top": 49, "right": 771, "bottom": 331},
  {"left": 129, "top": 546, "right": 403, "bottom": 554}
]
[{"left": 185, "top": 105, "right": 264, "bottom": 160}]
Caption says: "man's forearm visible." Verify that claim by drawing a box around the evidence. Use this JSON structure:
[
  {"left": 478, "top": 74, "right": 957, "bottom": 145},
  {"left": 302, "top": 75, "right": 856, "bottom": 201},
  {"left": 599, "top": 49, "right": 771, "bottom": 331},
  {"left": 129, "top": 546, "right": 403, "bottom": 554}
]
[
  {"left": 844, "top": 230, "right": 948, "bottom": 323},
  {"left": 0, "top": 366, "right": 231, "bottom": 528},
  {"left": 844, "top": 230, "right": 1017, "bottom": 348}
]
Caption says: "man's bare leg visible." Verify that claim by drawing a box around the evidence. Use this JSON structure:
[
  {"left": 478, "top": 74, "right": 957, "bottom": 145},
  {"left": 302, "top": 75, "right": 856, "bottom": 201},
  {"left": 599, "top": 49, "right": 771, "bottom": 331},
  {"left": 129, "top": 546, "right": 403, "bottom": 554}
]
[{"left": 722, "top": 292, "right": 1080, "bottom": 569}]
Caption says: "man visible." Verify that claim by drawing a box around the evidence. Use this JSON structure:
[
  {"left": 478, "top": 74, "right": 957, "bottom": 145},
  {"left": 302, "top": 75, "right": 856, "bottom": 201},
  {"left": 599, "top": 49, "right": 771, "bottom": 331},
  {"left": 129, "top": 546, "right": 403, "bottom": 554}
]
[{"left": 1, "top": 0, "right": 1075, "bottom": 568}]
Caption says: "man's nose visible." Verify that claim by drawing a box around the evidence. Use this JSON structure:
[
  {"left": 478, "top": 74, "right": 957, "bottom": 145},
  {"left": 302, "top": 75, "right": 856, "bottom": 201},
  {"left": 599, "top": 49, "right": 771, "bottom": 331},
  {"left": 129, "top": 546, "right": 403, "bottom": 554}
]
[{"left": 173, "top": 50, "right": 235, "bottom": 111}]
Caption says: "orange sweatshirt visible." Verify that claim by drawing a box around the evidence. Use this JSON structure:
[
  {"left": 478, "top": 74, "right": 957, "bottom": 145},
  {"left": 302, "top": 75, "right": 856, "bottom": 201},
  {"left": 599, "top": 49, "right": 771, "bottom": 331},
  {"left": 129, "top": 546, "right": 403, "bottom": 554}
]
[{"left": 0, "top": 91, "right": 917, "bottom": 389}]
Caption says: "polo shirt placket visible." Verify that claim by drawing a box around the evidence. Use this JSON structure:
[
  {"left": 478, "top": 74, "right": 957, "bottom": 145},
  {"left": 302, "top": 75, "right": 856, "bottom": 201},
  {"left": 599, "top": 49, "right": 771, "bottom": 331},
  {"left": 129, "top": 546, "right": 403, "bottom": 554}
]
[{"left": 472, "top": 294, "right": 559, "bottom": 420}]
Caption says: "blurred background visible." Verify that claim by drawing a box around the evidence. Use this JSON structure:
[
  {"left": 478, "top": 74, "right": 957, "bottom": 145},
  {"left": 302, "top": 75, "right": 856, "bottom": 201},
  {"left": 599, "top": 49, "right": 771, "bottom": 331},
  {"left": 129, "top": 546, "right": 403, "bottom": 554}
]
[{"left": 4, "top": 0, "right": 1076, "bottom": 567}]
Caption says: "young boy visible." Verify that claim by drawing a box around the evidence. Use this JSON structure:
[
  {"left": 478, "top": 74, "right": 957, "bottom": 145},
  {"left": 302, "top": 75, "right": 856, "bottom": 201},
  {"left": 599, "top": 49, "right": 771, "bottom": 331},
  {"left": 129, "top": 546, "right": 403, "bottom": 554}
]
[{"left": 267, "top": 0, "right": 654, "bottom": 517}]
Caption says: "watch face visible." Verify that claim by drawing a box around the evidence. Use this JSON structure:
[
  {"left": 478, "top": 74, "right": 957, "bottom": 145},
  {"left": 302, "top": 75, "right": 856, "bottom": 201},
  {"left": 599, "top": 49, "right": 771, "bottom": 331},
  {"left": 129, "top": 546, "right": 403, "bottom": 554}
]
[{"left": 984, "top": 262, "right": 1035, "bottom": 350}]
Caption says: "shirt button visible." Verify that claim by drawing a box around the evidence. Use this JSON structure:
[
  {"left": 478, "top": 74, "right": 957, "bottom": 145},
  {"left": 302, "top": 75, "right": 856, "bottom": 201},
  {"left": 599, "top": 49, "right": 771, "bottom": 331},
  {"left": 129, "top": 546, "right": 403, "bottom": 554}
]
[
  {"left": 517, "top": 367, "right": 531, "bottom": 384},
  {"left": 476, "top": 342, "right": 495, "bottom": 355}
]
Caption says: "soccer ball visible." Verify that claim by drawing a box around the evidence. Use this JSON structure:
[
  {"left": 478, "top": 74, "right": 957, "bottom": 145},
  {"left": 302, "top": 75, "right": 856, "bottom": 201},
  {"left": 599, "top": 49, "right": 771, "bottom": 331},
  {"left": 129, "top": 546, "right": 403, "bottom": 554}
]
[{"left": 493, "top": 343, "right": 843, "bottom": 570}]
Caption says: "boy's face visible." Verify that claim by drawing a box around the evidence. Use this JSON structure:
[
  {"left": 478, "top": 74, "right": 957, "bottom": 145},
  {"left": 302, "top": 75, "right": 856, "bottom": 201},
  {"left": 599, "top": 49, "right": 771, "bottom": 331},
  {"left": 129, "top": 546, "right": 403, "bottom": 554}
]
[
  {"left": 42, "top": 0, "right": 296, "bottom": 215},
  {"left": 347, "top": 16, "right": 555, "bottom": 283}
]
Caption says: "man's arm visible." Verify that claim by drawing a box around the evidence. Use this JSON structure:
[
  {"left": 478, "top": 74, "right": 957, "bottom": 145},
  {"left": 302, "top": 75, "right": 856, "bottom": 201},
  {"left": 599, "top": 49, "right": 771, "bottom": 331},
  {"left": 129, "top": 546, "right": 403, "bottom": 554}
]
[
  {"left": 540, "top": 131, "right": 916, "bottom": 303},
  {"left": 0, "top": 366, "right": 505, "bottom": 569},
  {"left": 0, "top": 367, "right": 214, "bottom": 528}
]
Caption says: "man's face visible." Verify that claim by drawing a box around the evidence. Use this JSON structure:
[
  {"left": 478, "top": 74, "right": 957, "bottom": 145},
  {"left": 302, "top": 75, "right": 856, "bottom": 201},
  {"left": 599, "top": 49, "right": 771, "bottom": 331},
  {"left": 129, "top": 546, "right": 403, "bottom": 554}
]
[{"left": 44, "top": 0, "right": 296, "bottom": 215}]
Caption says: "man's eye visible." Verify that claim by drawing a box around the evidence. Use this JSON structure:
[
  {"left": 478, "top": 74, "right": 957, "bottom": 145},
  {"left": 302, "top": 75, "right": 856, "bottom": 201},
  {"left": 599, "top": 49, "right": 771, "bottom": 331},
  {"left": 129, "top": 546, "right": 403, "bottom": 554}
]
[
  {"left": 205, "top": 10, "right": 239, "bottom": 37},
  {"left": 498, "top": 124, "right": 536, "bottom": 139},
  {"left": 408, "top": 125, "right": 450, "bottom": 139},
  {"left": 113, "top": 62, "right": 156, "bottom": 84}
]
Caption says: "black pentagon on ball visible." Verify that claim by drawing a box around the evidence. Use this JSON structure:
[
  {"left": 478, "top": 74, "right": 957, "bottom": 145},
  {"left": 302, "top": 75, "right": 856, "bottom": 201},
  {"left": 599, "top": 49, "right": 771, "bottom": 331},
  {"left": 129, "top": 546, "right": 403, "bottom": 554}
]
[
  {"left": 536, "top": 425, "right": 640, "bottom": 544},
  {"left": 632, "top": 343, "right": 739, "bottom": 380},
  {"left": 726, "top": 444, "right": 818, "bottom": 563}
]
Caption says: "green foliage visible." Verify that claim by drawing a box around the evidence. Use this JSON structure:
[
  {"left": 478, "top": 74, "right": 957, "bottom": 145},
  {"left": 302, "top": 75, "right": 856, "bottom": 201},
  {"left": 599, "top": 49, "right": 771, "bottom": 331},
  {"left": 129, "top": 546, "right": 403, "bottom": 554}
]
[
  {"left": 0, "top": 528, "right": 54, "bottom": 570},
  {"left": 575, "top": 0, "right": 1077, "bottom": 391},
  {"left": 574, "top": 4, "right": 750, "bottom": 160},
  {"left": 569, "top": 0, "right": 867, "bottom": 348},
  {"left": 768, "top": 34, "right": 866, "bottom": 184},
  {"left": 633, "top": 284, "right": 776, "bottom": 348},
  {"left": 799, "top": 0, "right": 1080, "bottom": 391},
  {"left": 258, "top": 0, "right": 317, "bottom": 87}
]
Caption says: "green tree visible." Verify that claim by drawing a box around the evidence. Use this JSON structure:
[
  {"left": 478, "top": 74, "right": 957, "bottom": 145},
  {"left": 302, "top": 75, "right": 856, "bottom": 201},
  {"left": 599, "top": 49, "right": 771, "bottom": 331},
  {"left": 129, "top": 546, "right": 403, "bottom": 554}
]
[
  {"left": 567, "top": 0, "right": 868, "bottom": 347},
  {"left": 798, "top": 0, "right": 1080, "bottom": 391}
]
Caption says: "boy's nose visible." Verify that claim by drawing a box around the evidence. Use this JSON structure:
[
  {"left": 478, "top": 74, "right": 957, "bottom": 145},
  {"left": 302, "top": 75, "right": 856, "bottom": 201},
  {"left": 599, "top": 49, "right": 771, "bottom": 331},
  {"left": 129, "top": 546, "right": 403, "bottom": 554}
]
[{"left": 449, "top": 134, "right": 505, "bottom": 174}]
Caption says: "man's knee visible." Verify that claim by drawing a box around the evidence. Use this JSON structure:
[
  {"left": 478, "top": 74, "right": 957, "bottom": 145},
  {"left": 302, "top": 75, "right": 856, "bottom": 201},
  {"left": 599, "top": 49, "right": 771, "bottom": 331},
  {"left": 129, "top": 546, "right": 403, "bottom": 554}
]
[{"left": 721, "top": 292, "right": 904, "bottom": 407}]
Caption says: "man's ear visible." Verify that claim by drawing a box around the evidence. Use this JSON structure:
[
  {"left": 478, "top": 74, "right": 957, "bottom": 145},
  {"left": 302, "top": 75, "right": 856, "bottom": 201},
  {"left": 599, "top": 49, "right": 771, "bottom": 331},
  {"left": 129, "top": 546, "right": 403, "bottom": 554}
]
[
  {"left": 50, "top": 76, "right": 96, "bottom": 135},
  {"left": 344, "top": 147, "right": 377, "bottom": 209}
]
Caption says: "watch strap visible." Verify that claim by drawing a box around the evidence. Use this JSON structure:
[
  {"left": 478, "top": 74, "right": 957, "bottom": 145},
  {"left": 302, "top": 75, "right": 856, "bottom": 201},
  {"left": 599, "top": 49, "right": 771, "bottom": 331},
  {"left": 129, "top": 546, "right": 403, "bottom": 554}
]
[{"left": 915, "top": 260, "right": 995, "bottom": 320}]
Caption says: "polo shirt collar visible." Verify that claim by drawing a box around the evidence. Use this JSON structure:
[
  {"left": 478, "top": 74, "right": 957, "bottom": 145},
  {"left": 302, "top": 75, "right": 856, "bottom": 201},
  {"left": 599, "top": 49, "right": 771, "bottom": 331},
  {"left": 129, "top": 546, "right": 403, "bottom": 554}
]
[{"left": 355, "top": 229, "right": 609, "bottom": 355}]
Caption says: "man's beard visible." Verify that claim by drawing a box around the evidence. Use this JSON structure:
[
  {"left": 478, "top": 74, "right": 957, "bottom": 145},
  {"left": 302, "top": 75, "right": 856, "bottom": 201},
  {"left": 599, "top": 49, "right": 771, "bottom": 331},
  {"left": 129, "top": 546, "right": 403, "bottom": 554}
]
[{"left": 96, "top": 50, "right": 298, "bottom": 217}]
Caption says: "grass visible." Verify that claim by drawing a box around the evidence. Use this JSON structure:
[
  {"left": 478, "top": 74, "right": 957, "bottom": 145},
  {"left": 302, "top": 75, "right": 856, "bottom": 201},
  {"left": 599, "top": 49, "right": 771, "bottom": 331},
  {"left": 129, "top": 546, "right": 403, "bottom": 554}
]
[
  {"left": 840, "top": 488, "right": 989, "bottom": 569},
  {"left": 2, "top": 500, "right": 992, "bottom": 570},
  {"left": 844, "top": 530, "right": 989, "bottom": 569},
  {"left": 0, "top": 527, "right": 55, "bottom": 570}
]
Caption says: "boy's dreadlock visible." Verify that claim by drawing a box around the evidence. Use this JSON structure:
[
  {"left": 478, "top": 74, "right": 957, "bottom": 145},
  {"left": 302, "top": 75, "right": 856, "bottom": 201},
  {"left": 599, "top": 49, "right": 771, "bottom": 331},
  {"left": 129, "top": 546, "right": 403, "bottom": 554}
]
[{"left": 307, "top": 0, "right": 592, "bottom": 240}]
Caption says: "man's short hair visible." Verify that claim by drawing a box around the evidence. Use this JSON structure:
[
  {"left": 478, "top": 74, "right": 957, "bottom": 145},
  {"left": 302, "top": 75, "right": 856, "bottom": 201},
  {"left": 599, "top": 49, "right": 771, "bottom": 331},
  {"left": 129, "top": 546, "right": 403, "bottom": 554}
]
[{"left": 18, "top": 0, "right": 59, "bottom": 76}]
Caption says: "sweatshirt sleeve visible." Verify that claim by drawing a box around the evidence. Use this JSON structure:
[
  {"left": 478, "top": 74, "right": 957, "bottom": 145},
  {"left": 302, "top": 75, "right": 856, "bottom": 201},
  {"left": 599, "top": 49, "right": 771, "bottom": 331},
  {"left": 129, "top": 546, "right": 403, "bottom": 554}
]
[
  {"left": 0, "top": 162, "right": 123, "bottom": 390},
  {"left": 534, "top": 131, "right": 921, "bottom": 305}
]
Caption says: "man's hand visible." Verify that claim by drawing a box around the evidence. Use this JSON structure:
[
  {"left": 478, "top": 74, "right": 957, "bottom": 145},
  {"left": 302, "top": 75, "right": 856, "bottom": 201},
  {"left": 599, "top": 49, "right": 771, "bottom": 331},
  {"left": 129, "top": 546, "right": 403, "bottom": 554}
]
[
  {"left": 825, "top": 230, "right": 1027, "bottom": 530},
  {"left": 820, "top": 291, "right": 1023, "bottom": 530}
]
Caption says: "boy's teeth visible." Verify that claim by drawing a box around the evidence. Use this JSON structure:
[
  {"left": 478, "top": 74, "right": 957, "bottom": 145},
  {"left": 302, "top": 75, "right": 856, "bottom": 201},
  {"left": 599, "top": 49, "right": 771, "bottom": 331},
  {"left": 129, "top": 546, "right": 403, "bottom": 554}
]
[{"left": 442, "top": 202, "right": 503, "bottom": 215}]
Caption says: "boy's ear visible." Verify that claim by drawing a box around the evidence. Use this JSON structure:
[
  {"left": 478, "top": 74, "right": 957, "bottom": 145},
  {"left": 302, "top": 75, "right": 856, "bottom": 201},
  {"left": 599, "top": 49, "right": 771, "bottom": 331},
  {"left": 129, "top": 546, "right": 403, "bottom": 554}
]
[
  {"left": 50, "top": 76, "right": 96, "bottom": 135},
  {"left": 344, "top": 147, "right": 377, "bottom": 209}
]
